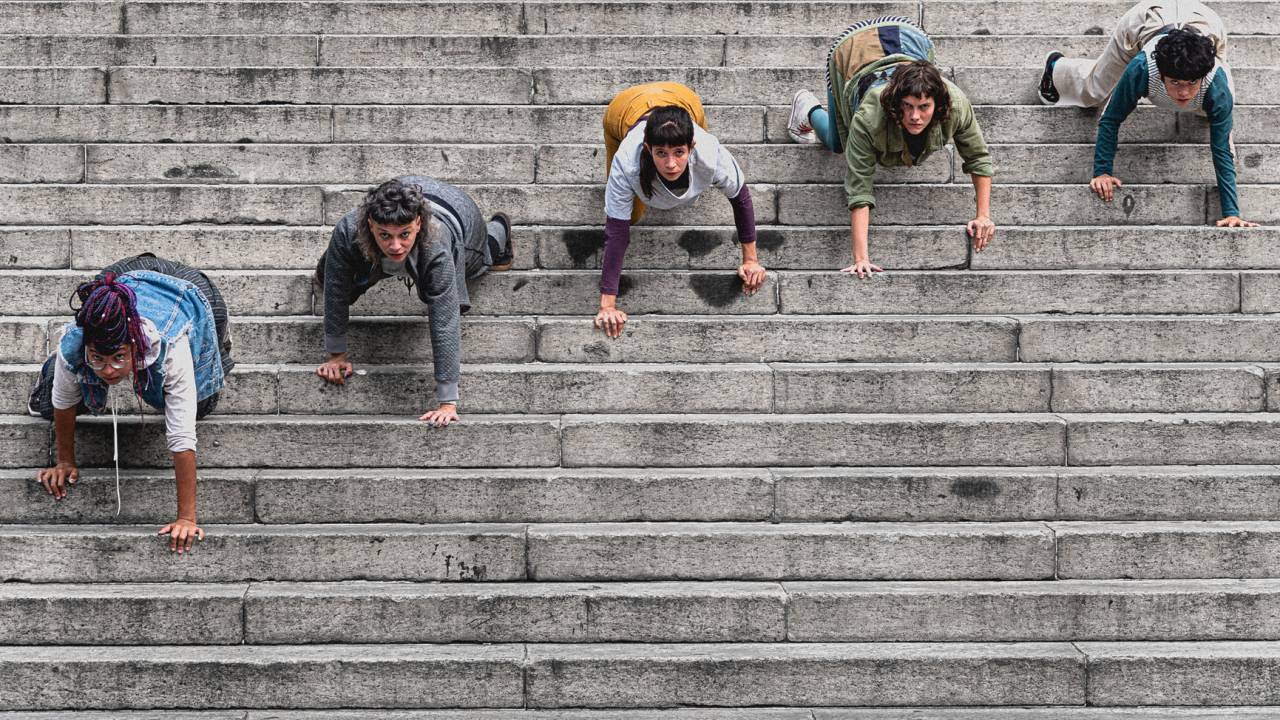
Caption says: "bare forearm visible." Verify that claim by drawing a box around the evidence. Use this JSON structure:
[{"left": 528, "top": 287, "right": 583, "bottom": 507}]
[
  {"left": 972, "top": 174, "right": 992, "bottom": 217},
  {"left": 850, "top": 206, "right": 871, "bottom": 262},
  {"left": 740, "top": 242, "right": 758, "bottom": 265},
  {"left": 53, "top": 407, "right": 77, "bottom": 465},
  {"left": 599, "top": 293, "right": 617, "bottom": 310},
  {"left": 172, "top": 450, "right": 197, "bottom": 522}
]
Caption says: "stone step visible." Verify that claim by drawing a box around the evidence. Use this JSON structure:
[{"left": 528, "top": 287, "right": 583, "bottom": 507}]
[
  {"left": 0, "top": 581, "right": 789, "bottom": 644},
  {"left": 0, "top": 467, "right": 779, "bottom": 525},
  {"left": 1, "top": 521, "right": 1056, "bottom": 583},
  {"left": 0, "top": 524, "right": 529, "bottom": 582},
  {"left": 23, "top": 224, "right": 1280, "bottom": 274},
  {"left": 974, "top": 226, "right": 1280, "bottom": 270},
  {"left": 1065, "top": 413, "right": 1280, "bottom": 466},
  {"left": 526, "top": 521, "right": 1058, "bottom": 581},
  {"left": 19, "top": 314, "right": 1280, "bottom": 366},
  {"left": 0, "top": 104, "right": 768, "bottom": 144},
  {"left": 9, "top": 578, "right": 1280, "bottom": 646},
  {"left": 11, "top": 360, "right": 1269, "bottom": 417},
  {"left": 0, "top": 643, "right": 526, "bottom": 710},
  {"left": 786, "top": 579, "right": 1280, "bottom": 641},
  {"left": 8, "top": 268, "right": 1269, "bottom": 318},
  {"left": 1058, "top": 521, "right": 1280, "bottom": 579},
  {"left": 923, "top": 1, "right": 1279, "bottom": 36},
  {"left": 0, "top": 181, "right": 1270, "bottom": 228},
  {"left": 3, "top": 413, "right": 563, "bottom": 469},
  {"left": 1080, "top": 642, "right": 1280, "bottom": 705},
  {"left": 958, "top": 66, "right": 1271, "bottom": 105},
  {"left": 1018, "top": 316, "right": 1280, "bottom": 362},
  {"left": 0, "top": 34, "right": 318, "bottom": 67},
  {"left": 12, "top": 32, "right": 1276, "bottom": 70},
  {"left": 6, "top": 141, "right": 1280, "bottom": 186},
  {"left": 0, "top": 68, "right": 105, "bottom": 104},
  {"left": 8, "top": 464, "right": 1280, "bottom": 525},
  {"left": 814, "top": 710, "right": 1280, "bottom": 720},
  {"left": 2, "top": 103, "right": 1273, "bottom": 146},
  {"left": 0, "top": 2, "right": 124, "bottom": 36},
  {"left": 931, "top": 34, "right": 1280, "bottom": 68},
  {"left": 124, "top": 1, "right": 919, "bottom": 36},
  {"left": 2, "top": 412, "right": 1068, "bottom": 468},
  {"left": 0, "top": 710, "right": 1260, "bottom": 720}
]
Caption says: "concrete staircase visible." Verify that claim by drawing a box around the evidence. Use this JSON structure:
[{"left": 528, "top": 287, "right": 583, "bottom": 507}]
[{"left": 2, "top": 0, "right": 1280, "bottom": 714}]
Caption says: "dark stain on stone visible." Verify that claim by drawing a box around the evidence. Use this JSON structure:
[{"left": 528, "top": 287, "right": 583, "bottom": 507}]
[
  {"left": 951, "top": 478, "right": 1000, "bottom": 499},
  {"left": 1244, "top": 154, "right": 1262, "bottom": 169},
  {"left": 755, "top": 229, "right": 784, "bottom": 252},
  {"left": 562, "top": 229, "right": 605, "bottom": 269},
  {"left": 236, "top": 137, "right": 254, "bottom": 144},
  {"left": 163, "top": 163, "right": 235, "bottom": 179},
  {"left": 1084, "top": 26, "right": 1105, "bottom": 35},
  {"left": 616, "top": 274, "right": 635, "bottom": 298},
  {"left": 972, "top": 28, "right": 991, "bottom": 35},
  {"left": 689, "top": 273, "right": 743, "bottom": 308},
  {"left": 677, "top": 229, "right": 723, "bottom": 258},
  {"left": 582, "top": 341, "right": 611, "bottom": 359},
  {"left": 512, "top": 278, "right": 529, "bottom": 291},
  {"left": 1122, "top": 194, "right": 1136, "bottom": 217}
]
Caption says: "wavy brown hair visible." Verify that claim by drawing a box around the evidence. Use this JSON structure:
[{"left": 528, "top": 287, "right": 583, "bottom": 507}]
[{"left": 879, "top": 60, "right": 951, "bottom": 131}]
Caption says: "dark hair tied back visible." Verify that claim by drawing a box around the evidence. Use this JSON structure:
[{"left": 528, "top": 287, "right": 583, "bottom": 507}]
[
  {"left": 1154, "top": 27, "right": 1217, "bottom": 81},
  {"left": 880, "top": 60, "right": 951, "bottom": 132},
  {"left": 639, "top": 106, "right": 695, "bottom": 199}
]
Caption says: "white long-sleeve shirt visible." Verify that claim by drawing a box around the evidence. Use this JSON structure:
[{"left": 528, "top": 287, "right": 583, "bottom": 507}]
[
  {"left": 52, "top": 319, "right": 199, "bottom": 453},
  {"left": 604, "top": 122, "right": 746, "bottom": 220}
]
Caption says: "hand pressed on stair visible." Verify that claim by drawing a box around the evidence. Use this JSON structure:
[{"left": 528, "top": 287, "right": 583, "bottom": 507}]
[
  {"left": 1090, "top": 174, "right": 1123, "bottom": 203},
  {"left": 317, "top": 352, "right": 354, "bottom": 385},
  {"left": 595, "top": 300, "right": 628, "bottom": 339},
  {"left": 420, "top": 402, "right": 459, "bottom": 427},
  {"left": 1217, "top": 216, "right": 1259, "bottom": 228},
  {"left": 36, "top": 462, "right": 78, "bottom": 500},
  {"left": 967, "top": 215, "right": 996, "bottom": 252},
  {"left": 159, "top": 517, "right": 204, "bottom": 555}
]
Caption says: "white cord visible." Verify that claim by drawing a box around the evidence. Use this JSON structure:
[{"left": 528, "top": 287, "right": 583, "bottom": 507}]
[{"left": 111, "top": 392, "right": 121, "bottom": 517}]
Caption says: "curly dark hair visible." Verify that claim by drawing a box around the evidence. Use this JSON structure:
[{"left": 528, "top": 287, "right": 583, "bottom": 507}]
[
  {"left": 880, "top": 60, "right": 951, "bottom": 131},
  {"left": 354, "top": 178, "right": 433, "bottom": 261},
  {"left": 1153, "top": 28, "right": 1217, "bottom": 81}
]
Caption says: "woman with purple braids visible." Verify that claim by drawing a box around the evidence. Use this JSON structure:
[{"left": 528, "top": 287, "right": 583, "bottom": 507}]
[{"left": 28, "top": 254, "right": 234, "bottom": 554}]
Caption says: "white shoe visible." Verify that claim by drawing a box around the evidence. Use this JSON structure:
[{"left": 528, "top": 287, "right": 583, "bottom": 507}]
[{"left": 787, "top": 89, "right": 821, "bottom": 144}]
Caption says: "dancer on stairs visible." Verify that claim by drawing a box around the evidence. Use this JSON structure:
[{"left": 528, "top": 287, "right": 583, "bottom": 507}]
[
  {"left": 314, "top": 176, "right": 514, "bottom": 426},
  {"left": 596, "top": 82, "right": 766, "bottom": 339},
  {"left": 786, "top": 16, "right": 996, "bottom": 277},
  {"left": 1038, "top": 0, "right": 1256, "bottom": 227}
]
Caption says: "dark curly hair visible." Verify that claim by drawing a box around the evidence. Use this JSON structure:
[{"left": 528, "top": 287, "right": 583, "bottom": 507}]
[
  {"left": 354, "top": 178, "right": 433, "bottom": 261},
  {"left": 639, "top": 105, "right": 696, "bottom": 200},
  {"left": 70, "top": 272, "right": 151, "bottom": 394},
  {"left": 880, "top": 60, "right": 951, "bottom": 132},
  {"left": 1153, "top": 28, "right": 1217, "bottom": 81}
]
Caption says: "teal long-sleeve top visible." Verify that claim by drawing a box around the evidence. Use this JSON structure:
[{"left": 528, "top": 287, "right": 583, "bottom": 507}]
[{"left": 1094, "top": 54, "right": 1239, "bottom": 218}]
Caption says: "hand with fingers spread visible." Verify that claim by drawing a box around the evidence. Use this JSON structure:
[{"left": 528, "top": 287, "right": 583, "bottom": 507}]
[
  {"left": 1217, "top": 216, "right": 1259, "bottom": 228},
  {"left": 316, "top": 352, "right": 353, "bottom": 385},
  {"left": 595, "top": 304, "right": 628, "bottom": 339},
  {"left": 841, "top": 259, "right": 883, "bottom": 279},
  {"left": 159, "top": 518, "right": 204, "bottom": 555},
  {"left": 1090, "top": 174, "right": 1123, "bottom": 203},
  {"left": 36, "top": 462, "right": 78, "bottom": 500},
  {"left": 967, "top": 215, "right": 996, "bottom": 252},
  {"left": 738, "top": 261, "right": 767, "bottom": 295},
  {"left": 419, "top": 402, "right": 459, "bottom": 427}
]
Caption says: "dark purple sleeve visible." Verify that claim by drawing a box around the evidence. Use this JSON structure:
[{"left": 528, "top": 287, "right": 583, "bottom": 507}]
[
  {"left": 599, "top": 216, "right": 632, "bottom": 296},
  {"left": 728, "top": 184, "right": 757, "bottom": 245}
]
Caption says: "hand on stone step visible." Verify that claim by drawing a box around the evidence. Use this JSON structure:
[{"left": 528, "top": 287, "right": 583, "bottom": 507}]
[
  {"left": 158, "top": 518, "right": 204, "bottom": 555},
  {"left": 420, "top": 403, "right": 459, "bottom": 427},
  {"left": 967, "top": 215, "right": 996, "bottom": 252},
  {"left": 1090, "top": 173, "right": 1123, "bottom": 203},
  {"left": 738, "top": 261, "right": 767, "bottom": 295},
  {"left": 36, "top": 462, "right": 78, "bottom": 500},
  {"left": 316, "top": 353, "right": 354, "bottom": 385},
  {"left": 841, "top": 260, "right": 883, "bottom": 279},
  {"left": 1217, "top": 215, "right": 1259, "bottom": 228},
  {"left": 595, "top": 305, "right": 628, "bottom": 339}
]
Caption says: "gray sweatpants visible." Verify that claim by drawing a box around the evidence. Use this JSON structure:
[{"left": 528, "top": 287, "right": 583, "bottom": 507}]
[{"left": 1051, "top": 0, "right": 1227, "bottom": 108}]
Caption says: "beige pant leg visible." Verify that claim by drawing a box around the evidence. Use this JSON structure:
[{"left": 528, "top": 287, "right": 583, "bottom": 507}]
[{"left": 1052, "top": 0, "right": 1164, "bottom": 107}]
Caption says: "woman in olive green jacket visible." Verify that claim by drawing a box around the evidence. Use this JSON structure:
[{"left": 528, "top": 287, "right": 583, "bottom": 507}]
[{"left": 788, "top": 17, "right": 996, "bottom": 277}]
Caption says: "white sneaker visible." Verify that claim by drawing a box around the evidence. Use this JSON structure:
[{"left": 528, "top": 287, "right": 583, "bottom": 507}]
[{"left": 787, "top": 89, "right": 821, "bottom": 144}]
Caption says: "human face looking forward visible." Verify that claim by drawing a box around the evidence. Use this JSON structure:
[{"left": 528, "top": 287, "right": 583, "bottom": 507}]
[
  {"left": 900, "top": 94, "right": 935, "bottom": 135},
  {"left": 369, "top": 217, "right": 422, "bottom": 263}
]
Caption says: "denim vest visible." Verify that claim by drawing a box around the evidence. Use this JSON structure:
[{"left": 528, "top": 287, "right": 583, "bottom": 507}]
[{"left": 58, "top": 270, "right": 226, "bottom": 413}]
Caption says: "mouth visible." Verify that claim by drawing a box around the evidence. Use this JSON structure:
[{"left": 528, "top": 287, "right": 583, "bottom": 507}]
[{"left": 386, "top": 251, "right": 407, "bottom": 261}]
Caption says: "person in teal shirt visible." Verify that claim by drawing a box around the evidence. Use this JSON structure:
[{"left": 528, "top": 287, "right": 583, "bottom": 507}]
[{"left": 1039, "top": 1, "right": 1255, "bottom": 227}]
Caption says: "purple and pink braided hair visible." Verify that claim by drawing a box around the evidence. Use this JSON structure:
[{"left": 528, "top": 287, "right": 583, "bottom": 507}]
[{"left": 70, "top": 272, "right": 151, "bottom": 393}]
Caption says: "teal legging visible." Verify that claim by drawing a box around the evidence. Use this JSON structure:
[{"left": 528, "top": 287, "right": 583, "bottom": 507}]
[{"left": 810, "top": 87, "right": 843, "bottom": 153}]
